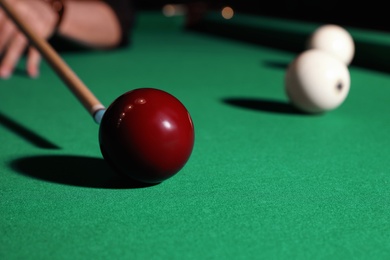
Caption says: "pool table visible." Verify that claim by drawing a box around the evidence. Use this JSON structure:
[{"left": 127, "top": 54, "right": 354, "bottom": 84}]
[{"left": 1, "top": 9, "right": 390, "bottom": 259}]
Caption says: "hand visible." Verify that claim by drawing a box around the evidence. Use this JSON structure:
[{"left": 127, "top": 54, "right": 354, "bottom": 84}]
[{"left": 0, "top": 0, "right": 58, "bottom": 78}]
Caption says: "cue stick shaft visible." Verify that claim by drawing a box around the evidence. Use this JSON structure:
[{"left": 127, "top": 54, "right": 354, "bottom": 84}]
[{"left": 0, "top": 0, "right": 105, "bottom": 123}]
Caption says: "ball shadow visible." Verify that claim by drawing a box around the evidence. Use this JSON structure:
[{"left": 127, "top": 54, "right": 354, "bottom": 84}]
[
  {"left": 222, "top": 97, "right": 310, "bottom": 115},
  {"left": 9, "top": 155, "right": 158, "bottom": 189},
  {"left": 262, "top": 60, "right": 289, "bottom": 70}
]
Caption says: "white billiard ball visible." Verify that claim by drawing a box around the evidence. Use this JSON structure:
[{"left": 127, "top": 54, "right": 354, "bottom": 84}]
[
  {"left": 306, "top": 24, "right": 355, "bottom": 65},
  {"left": 285, "top": 49, "right": 350, "bottom": 113}
]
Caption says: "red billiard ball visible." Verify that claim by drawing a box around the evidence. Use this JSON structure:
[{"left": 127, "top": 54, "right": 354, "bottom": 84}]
[{"left": 99, "top": 88, "right": 195, "bottom": 183}]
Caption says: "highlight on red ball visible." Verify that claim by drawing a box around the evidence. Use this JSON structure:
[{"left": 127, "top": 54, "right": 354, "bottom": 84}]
[{"left": 99, "top": 88, "right": 195, "bottom": 183}]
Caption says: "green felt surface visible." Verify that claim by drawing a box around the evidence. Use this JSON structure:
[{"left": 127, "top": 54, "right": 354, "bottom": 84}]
[
  {"left": 1, "top": 12, "right": 390, "bottom": 259},
  {"left": 190, "top": 12, "right": 390, "bottom": 73}
]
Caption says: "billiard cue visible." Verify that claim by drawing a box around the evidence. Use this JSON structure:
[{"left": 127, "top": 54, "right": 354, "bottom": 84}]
[{"left": 0, "top": 0, "right": 106, "bottom": 124}]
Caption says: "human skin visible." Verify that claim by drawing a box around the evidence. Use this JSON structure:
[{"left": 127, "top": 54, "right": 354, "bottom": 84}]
[{"left": 0, "top": 0, "right": 122, "bottom": 78}]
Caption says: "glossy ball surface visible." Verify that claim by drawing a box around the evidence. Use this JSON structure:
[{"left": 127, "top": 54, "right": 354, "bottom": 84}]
[
  {"left": 285, "top": 49, "right": 350, "bottom": 113},
  {"left": 99, "top": 88, "right": 195, "bottom": 183},
  {"left": 306, "top": 24, "right": 355, "bottom": 65}
]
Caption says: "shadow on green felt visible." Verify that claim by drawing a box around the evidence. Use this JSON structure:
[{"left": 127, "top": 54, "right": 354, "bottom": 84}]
[
  {"left": 9, "top": 155, "right": 158, "bottom": 189},
  {"left": 12, "top": 67, "right": 30, "bottom": 77},
  {"left": 262, "top": 60, "right": 289, "bottom": 70},
  {"left": 0, "top": 111, "right": 60, "bottom": 149},
  {"left": 222, "top": 97, "right": 310, "bottom": 115}
]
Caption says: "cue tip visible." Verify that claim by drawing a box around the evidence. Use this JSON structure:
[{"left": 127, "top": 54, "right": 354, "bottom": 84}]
[{"left": 93, "top": 109, "right": 106, "bottom": 125}]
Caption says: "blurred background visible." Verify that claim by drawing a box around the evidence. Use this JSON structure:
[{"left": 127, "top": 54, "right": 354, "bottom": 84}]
[{"left": 134, "top": 0, "right": 389, "bottom": 32}]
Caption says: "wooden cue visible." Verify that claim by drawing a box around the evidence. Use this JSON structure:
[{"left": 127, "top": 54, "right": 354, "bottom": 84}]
[{"left": 0, "top": 0, "right": 105, "bottom": 122}]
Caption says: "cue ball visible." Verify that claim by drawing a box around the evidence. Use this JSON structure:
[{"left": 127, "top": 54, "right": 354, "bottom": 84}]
[
  {"left": 99, "top": 88, "right": 195, "bottom": 183},
  {"left": 306, "top": 24, "right": 355, "bottom": 65},
  {"left": 285, "top": 49, "right": 350, "bottom": 113}
]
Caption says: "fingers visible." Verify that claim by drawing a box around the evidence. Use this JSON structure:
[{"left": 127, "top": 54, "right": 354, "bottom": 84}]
[
  {"left": 0, "top": 32, "right": 27, "bottom": 78},
  {"left": 1, "top": 0, "right": 52, "bottom": 79},
  {"left": 0, "top": 9, "right": 26, "bottom": 79},
  {"left": 0, "top": 2, "right": 42, "bottom": 79},
  {"left": 26, "top": 47, "right": 41, "bottom": 78},
  {"left": 0, "top": 18, "right": 16, "bottom": 54}
]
